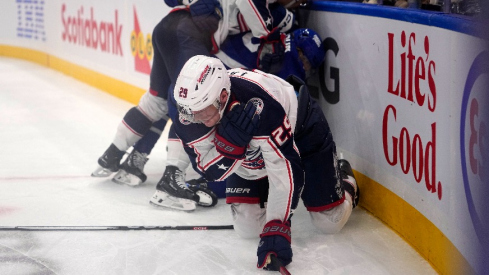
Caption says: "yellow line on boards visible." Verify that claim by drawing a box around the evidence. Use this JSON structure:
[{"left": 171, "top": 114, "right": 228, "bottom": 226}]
[
  {"left": 355, "top": 171, "right": 474, "bottom": 275},
  {"left": 0, "top": 45, "right": 145, "bottom": 105}
]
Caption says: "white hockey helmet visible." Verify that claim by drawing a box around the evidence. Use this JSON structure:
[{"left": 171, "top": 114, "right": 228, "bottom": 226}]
[{"left": 174, "top": 55, "right": 231, "bottom": 122}]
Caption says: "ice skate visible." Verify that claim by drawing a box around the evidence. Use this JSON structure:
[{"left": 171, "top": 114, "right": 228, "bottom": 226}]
[
  {"left": 150, "top": 190, "right": 196, "bottom": 211},
  {"left": 149, "top": 166, "right": 199, "bottom": 211},
  {"left": 91, "top": 144, "right": 125, "bottom": 177},
  {"left": 112, "top": 149, "right": 148, "bottom": 186},
  {"left": 186, "top": 177, "right": 218, "bottom": 207},
  {"left": 339, "top": 159, "right": 360, "bottom": 208}
]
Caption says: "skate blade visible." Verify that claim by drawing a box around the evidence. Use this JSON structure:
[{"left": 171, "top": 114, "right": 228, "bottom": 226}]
[
  {"left": 149, "top": 190, "right": 196, "bottom": 212},
  {"left": 112, "top": 170, "right": 142, "bottom": 187},
  {"left": 91, "top": 166, "right": 114, "bottom": 177},
  {"left": 195, "top": 190, "right": 214, "bottom": 207}
]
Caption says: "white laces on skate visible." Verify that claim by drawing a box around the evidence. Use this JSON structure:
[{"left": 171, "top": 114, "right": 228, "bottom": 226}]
[{"left": 172, "top": 169, "right": 189, "bottom": 190}]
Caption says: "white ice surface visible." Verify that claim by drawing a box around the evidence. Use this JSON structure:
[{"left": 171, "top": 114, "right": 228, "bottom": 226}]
[{"left": 0, "top": 57, "right": 437, "bottom": 275}]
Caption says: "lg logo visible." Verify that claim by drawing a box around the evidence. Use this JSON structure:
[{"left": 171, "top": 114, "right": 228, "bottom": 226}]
[{"left": 319, "top": 37, "right": 340, "bottom": 104}]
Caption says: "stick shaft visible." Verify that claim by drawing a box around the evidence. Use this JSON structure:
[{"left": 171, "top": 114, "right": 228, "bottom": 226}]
[{"left": 0, "top": 225, "right": 234, "bottom": 231}]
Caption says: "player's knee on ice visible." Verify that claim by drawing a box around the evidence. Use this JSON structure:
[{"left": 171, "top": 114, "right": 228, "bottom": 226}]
[
  {"left": 309, "top": 195, "right": 353, "bottom": 234},
  {"left": 230, "top": 203, "right": 266, "bottom": 238}
]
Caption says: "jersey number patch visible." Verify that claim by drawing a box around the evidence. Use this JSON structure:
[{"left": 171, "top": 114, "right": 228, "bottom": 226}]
[{"left": 271, "top": 116, "right": 292, "bottom": 146}]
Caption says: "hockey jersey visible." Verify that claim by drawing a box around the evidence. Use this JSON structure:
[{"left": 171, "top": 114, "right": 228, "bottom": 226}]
[
  {"left": 165, "top": 0, "right": 294, "bottom": 54},
  {"left": 215, "top": 31, "right": 306, "bottom": 80},
  {"left": 173, "top": 68, "right": 304, "bottom": 222}
]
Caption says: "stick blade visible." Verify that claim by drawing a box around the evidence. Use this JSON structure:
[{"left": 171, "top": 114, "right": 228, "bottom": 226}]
[{"left": 267, "top": 254, "right": 291, "bottom": 275}]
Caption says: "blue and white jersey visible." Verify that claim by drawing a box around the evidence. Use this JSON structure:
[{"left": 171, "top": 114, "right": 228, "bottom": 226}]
[
  {"left": 165, "top": 0, "right": 295, "bottom": 53},
  {"left": 173, "top": 68, "right": 303, "bottom": 222},
  {"left": 214, "top": 31, "right": 306, "bottom": 80}
]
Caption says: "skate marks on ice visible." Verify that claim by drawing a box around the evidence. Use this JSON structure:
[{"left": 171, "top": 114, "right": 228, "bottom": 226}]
[
  {"left": 0, "top": 207, "right": 436, "bottom": 275},
  {"left": 0, "top": 231, "right": 58, "bottom": 275},
  {"left": 0, "top": 56, "right": 231, "bottom": 227},
  {"left": 0, "top": 176, "right": 232, "bottom": 227}
]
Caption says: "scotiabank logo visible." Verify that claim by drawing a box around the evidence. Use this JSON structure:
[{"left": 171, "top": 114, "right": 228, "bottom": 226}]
[
  {"left": 383, "top": 31, "right": 442, "bottom": 200},
  {"left": 130, "top": 7, "right": 152, "bottom": 75},
  {"left": 61, "top": 4, "right": 123, "bottom": 56}
]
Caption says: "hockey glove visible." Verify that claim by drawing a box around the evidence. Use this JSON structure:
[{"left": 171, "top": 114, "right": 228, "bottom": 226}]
[
  {"left": 260, "top": 52, "right": 284, "bottom": 75},
  {"left": 214, "top": 101, "right": 260, "bottom": 159},
  {"left": 257, "top": 30, "right": 286, "bottom": 73},
  {"left": 189, "top": 0, "right": 222, "bottom": 33},
  {"left": 257, "top": 220, "right": 293, "bottom": 270}
]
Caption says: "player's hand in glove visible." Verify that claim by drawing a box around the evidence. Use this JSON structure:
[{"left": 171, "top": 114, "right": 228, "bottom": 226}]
[
  {"left": 188, "top": 0, "right": 222, "bottom": 33},
  {"left": 214, "top": 101, "right": 260, "bottom": 159},
  {"left": 256, "top": 29, "right": 286, "bottom": 73},
  {"left": 260, "top": 52, "right": 284, "bottom": 75},
  {"left": 257, "top": 220, "right": 293, "bottom": 270}
]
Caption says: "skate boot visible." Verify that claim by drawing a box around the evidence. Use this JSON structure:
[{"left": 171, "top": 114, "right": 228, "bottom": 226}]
[
  {"left": 149, "top": 166, "right": 199, "bottom": 211},
  {"left": 186, "top": 177, "right": 218, "bottom": 207},
  {"left": 91, "top": 144, "right": 125, "bottom": 177},
  {"left": 339, "top": 159, "right": 360, "bottom": 208},
  {"left": 112, "top": 149, "right": 148, "bottom": 186}
]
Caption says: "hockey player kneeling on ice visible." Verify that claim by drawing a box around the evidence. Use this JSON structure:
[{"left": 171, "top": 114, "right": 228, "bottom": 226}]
[
  {"left": 90, "top": 0, "right": 293, "bottom": 191},
  {"left": 170, "top": 55, "right": 360, "bottom": 270}
]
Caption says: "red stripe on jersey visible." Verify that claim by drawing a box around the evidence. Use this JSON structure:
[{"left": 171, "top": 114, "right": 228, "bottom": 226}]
[
  {"left": 188, "top": 128, "right": 216, "bottom": 146},
  {"left": 122, "top": 120, "right": 144, "bottom": 137},
  {"left": 193, "top": 147, "right": 222, "bottom": 173},
  {"left": 246, "top": 0, "right": 270, "bottom": 34},
  {"left": 230, "top": 74, "right": 280, "bottom": 103},
  {"left": 218, "top": 160, "right": 239, "bottom": 181},
  {"left": 136, "top": 106, "right": 154, "bottom": 121},
  {"left": 210, "top": 36, "right": 219, "bottom": 54},
  {"left": 254, "top": 136, "right": 294, "bottom": 222},
  {"left": 237, "top": 13, "right": 250, "bottom": 33},
  {"left": 187, "top": 129, "right": 219, "bottom": 173}
]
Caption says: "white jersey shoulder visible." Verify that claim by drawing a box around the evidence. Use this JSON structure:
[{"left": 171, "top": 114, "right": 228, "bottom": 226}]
[{"left": 215, "top": 0, "right": 272, "bottom": 50}]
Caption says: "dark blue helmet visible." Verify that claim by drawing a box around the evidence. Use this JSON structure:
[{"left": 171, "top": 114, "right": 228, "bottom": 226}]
[{"left": 293, "top": 28, "right": 325, "bottom": 69}]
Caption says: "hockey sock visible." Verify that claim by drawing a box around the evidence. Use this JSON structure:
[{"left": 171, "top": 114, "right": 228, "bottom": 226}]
[{"left": 134, "top": 118, "right": 168, "bottom": 155}]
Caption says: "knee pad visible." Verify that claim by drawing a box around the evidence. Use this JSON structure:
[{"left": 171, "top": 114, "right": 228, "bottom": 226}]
[
  {"left": 230, "top": 203, "right": 266, "bottom": 239},
  {"left": 309, "top": 198, "right": 352, "bottom": 234},
  {"left": 138, "top": 91, "right": 169, "bottom": 121}
]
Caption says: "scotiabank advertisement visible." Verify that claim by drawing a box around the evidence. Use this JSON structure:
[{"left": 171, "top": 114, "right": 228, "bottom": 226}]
[
  {"left": 304, "top": 9, "right": 488, "bottom": 271},
  {"left": 0, "top": 0, "right": 171, "bottom": 89}
]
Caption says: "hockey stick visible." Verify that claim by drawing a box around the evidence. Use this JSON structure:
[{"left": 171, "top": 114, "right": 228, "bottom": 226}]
[
  {"left": 266, "top": 254, "right": 291, "bottom": 275},
  {"left": 0, "top": 225, "right": 233, "bottom": 231}
]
